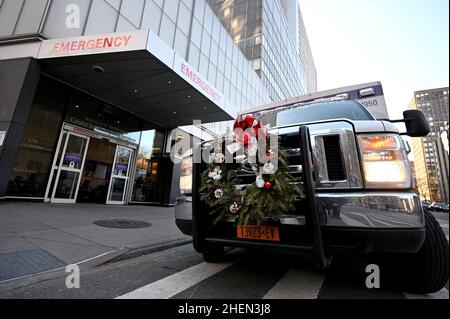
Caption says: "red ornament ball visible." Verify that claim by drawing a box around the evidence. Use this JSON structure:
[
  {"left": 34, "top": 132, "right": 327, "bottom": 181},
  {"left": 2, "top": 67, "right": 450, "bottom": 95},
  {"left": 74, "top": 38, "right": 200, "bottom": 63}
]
[{"left": 264, "top": 181, "right": 272, "bottom": 189}]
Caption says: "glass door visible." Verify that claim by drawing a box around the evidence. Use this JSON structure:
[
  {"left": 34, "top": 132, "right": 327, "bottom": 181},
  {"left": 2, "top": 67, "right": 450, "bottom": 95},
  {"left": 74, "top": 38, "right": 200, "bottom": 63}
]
[
  {"left": 107, "top": 146, "right": 133, "bottom": 205},
  {"left": 50, "top": 132, "right": 90, "bottom": 203}
]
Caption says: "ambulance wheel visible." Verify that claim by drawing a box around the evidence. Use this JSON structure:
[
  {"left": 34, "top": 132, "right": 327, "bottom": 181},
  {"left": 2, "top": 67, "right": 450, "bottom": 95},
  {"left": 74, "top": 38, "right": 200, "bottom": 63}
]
[
  {"left": 399, "top": 210, "right": 449, "bottom": 294},
  {"left": 202, "top": 243, "right": 224, "bottom": 263}
]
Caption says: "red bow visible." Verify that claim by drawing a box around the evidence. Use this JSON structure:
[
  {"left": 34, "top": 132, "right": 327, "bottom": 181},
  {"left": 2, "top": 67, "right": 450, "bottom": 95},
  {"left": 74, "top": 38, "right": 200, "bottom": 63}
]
[{"left": 233, "top": 114, "right": 265, "bottom": 145}]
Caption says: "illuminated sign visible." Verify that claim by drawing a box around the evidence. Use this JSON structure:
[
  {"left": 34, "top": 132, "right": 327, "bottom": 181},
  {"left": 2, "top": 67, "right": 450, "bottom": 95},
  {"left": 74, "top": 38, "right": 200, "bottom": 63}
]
[
  {"left": 180, "top": 63, "right": 221, "bottom": 102},
  {"left": 173, "top": 55, "right": 223, "bottom": 105},
  {"left": 38, "top": 31, "right": 148, "bottom": 59},
  {"left": 51, "top": 35, "right": 133, "bottom": 53}
]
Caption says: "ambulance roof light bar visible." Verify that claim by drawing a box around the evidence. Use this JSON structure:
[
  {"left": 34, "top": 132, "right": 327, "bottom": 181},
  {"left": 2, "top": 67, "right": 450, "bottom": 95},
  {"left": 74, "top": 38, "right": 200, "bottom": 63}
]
[
  {"left": 255, "top": 94, "right": 350, "bottom": 117},
  {"left": 239, "top": 81, "right": 382, "bottom": 117}
]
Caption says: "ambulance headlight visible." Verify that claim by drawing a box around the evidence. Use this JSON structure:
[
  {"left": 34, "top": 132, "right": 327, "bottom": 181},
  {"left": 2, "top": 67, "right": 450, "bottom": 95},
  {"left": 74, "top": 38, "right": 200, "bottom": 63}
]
[{"left": 358, "top": 134, "right": 412, "bottom": 189}]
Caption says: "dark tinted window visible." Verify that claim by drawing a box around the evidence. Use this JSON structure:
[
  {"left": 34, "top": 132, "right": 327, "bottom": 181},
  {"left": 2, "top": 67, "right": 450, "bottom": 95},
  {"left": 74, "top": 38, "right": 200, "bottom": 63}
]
[
  {"left": 273, "top": 100, "right": 374, "bottom": 126},
  {"left": 7, "top": 76, "right": 66, "bottom": 197},
  {"left": 65, "top": 93, "right": 144, "bottom": 144}
]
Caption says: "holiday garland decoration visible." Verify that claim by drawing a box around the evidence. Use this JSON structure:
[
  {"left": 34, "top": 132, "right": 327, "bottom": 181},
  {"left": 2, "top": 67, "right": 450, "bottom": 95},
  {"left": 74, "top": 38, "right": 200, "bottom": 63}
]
[{"left": 199, "top": 114, "right": 302, "bottom": 226}]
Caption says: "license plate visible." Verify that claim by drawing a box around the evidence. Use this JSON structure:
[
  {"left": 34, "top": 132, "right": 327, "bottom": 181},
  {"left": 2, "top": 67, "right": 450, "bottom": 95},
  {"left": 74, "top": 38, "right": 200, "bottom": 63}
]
[{"left": 237, "top": 225, "right": 280, "bottom": 241}]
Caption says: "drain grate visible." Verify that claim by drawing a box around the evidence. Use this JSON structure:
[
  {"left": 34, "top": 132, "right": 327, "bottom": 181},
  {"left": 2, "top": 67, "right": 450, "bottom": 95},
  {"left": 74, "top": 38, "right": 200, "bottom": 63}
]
[
  {"left": 0, "top": 249, "right": 65, "bottom": 281},
  {"left": 93, "top": 219, "right": 152, "bottom": 229}
]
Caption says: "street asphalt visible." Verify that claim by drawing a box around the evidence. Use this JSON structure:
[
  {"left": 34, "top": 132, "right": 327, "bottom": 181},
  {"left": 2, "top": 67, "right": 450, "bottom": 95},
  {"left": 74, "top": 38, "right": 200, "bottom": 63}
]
[
  {"left": 0, "top": 243, "right": 447, "bottom": 299},
  {"left": 0, "top": 203, "right": 447, "bottom": 299}
]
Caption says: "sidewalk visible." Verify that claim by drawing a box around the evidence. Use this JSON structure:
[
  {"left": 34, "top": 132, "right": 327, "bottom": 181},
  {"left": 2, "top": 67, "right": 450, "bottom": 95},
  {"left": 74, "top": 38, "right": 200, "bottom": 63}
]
[{"left": 0, "top": 202, "right": 189, "bottom": 282}]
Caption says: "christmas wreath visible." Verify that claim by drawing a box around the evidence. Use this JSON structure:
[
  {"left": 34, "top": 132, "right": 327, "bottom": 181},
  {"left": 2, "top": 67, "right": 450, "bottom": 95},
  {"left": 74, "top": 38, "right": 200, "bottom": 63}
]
[{"left": 199, "top": 114, "right": 302, "bottom": 226}]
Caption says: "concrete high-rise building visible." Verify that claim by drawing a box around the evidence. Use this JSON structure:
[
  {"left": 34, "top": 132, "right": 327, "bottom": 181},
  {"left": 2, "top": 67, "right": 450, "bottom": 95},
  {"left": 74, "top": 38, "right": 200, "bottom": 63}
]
[
  {"left": 409, "top": 87, "right": 449, "bottom": 203},
  {"left": 435, "top": 131, "right": 449, "bottom": 203},
  {"left": 0, "top": 0, "right": 316, "bottom": 206}
]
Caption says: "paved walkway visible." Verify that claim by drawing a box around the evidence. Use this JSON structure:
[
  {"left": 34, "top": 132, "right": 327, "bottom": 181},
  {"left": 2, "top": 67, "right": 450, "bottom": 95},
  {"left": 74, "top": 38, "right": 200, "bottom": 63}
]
[{"left": 0, "top": 202, "right": 188, "bottom": 281}]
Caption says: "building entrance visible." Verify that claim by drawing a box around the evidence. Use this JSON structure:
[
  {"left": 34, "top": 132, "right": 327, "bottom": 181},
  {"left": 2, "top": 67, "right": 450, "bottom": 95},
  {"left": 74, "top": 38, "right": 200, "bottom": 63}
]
[
  {"left": 77, "top": 138, "right": 116, "bottom": 204},
  {"left": 44, "top": 123, "right": 136, "bottom": 205}
]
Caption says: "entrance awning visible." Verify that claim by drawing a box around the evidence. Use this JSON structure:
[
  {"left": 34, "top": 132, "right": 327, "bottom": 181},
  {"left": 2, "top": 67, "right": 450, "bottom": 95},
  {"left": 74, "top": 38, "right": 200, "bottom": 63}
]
[{"left": 36, "top": 30, "right": 234, "bottom": 129}]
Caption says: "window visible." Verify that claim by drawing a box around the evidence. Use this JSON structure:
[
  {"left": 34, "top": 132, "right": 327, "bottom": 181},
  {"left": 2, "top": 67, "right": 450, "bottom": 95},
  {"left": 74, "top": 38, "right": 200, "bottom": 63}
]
[
  {"left": 177, "top": 2, "right": 191, "bottom": 33},
  {"left": 188, "top": 42, "right": 200, "bottom": 69},
  {"left": 120, "top": 0, "right": 145, "bottom": 27},
  {"left": 199, "top": 53, "right": 209, "bottom": 78},
  {"left": 159, "top": 14, "right": 176, "bottom": 47},
  {"left": 14, "top": 0, "right": 49, "bottom": 35},
  {"left": 116, "top": 16, "right": 138, "bottom": 32},
  {"left": 7, "top": 77, "right": 66, "bottom": 197},
  {"left": 190, "top": 18, "right": 202, "bottom": 47},
  {"left": 163, "top": 0, "right": 179, "bottom": 23},
  {"left": 42, "top": 0, "right": 91, "bottom": 38},
  {"left": 174, "top": 28, "right": 188, "bottom": 58},
  {"left": 84, "top": 0, "right": 118, "bottom": 35},
  {"left": 193, "top": 0, "right": 205, "bottom": 21},
  {"left": 203, "top": 4, "right": 213, "bottom": 32},
  {"left": 141, "top": 1, "right": 162, "bottom": 33},
  {"left": 65, "top": 92, "right": 142, "bottom": 144},
  {"left": 201, "top": 30, "right": 211, "bottom": 56},
  {"left": 131, "top": 130, "right": 166, "bottom": 203}
]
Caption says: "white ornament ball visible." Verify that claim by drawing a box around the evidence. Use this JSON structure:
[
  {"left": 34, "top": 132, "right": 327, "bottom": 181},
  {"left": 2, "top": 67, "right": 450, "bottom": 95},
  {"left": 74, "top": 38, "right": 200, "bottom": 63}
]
[
  {"left": 214, "top": 189, "right": 224, "bottom": 199},
  {"left": 214, "top": 153, "right": 225, "bottom": 163},
  {"left": 230, "top": 202, "right": 240, "bottom": 214},
  {"left": 263, "top": 162, "right": 276, "bottom": 174},
  {"left": 255, "top": 175, "right": 265, "bottom": 188}
]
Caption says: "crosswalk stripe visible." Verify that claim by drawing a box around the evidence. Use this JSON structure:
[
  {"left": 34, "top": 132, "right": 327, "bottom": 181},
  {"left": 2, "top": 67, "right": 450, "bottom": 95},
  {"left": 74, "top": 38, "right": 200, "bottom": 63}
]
[
  {"left": 116, "top": 261, "right": 236, "bottom": 299},
  {"left": 262, "top": 267, "right": 325, "bottom": 299},
  {"left": 404, "top": 287, "right": 449, "bottom": 299}
]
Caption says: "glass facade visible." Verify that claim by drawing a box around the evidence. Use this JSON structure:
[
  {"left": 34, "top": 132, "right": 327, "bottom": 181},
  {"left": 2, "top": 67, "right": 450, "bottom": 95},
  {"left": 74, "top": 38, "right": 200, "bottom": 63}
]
[
  {"left": 209, "top": 0, "right": 316, "bottom": 102},
  {"left": 65, "top": 91, "right": 143, "bottom": 145},
  {"left": 260, "top": 0, "right": 307, "bottom": 100},
  {"left": 6, "top": 77, "right": 66, "bottom": 197},
  {"left": 131, "top": 129, "right": 166, "bottom": 203},
  {"left": 6, "top": 75, "right": 169, "bottom": 204},
  {"left": 297, "top": 6, "right": 317, "bottom": 93},
  {"left": 279, "top": 0, "right": 317, "bottom": 93},
  {"left": 0, "top": 0, "right": 49, "bottom": 37}
]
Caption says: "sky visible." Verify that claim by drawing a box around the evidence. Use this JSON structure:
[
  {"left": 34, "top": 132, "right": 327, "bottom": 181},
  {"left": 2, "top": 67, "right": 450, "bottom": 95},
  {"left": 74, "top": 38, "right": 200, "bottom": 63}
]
[{"left": 300, "top": 0, "right": 449, "bottom": 119}]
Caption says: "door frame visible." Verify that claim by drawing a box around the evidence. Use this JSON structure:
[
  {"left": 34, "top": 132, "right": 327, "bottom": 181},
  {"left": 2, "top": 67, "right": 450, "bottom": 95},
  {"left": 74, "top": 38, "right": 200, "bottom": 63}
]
[
  {"left": 49, "top": 131, "right": 90, "bottom": 204},
  {"left": 106, "top": 145, "right": 134, "bottom": 205},
  {"left": 45, "top": 123, "right": 139, "bottom": 205},
  {"left": 44, "top": 127, "right": 67, "bottom": 202}
]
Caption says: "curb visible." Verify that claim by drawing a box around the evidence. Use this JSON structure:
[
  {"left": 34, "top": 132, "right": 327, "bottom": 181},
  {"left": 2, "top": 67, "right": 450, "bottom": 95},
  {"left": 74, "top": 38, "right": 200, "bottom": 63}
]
[{"left": 102, "top": 237, "right": 193, "bottom": 265}]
